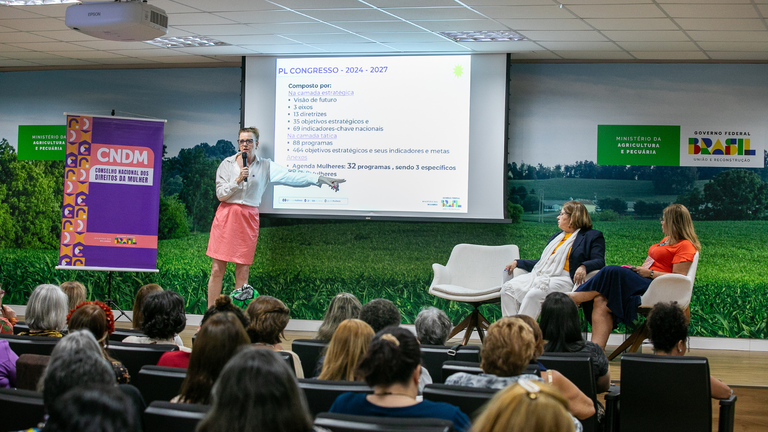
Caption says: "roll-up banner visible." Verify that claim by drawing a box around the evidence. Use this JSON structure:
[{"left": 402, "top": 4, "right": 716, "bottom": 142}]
[{"left": 56, "top": 114, "right": 166, "bottom": 272}]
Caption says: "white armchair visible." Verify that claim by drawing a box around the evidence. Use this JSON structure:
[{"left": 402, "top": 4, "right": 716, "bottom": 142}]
[
  {"left": 429, "top": 244, "right": 519, "bottom": 344},
  {"left": 608, "top": 252, "right": 700, "bottom": 360}
]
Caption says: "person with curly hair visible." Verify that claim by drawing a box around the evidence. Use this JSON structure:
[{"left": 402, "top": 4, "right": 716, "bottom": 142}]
[
  {"left": 158, "top": 295, "right": 248, "bottom": 368},
  {"left": 245, "top": 295, "right": 303, "bottom": 377},
  {"left": 67, "top": 301, "right": 131, "bottom": 384},
  {"left": 472, "top": 380, "right": 575, "bottom": 432},
  {"left": 316, "top": 293, "right": 362, "bottom": 341},
  {"left": 131, "top": 283, "right": 162, "bottom": 330},
  {"left": 359, "top": 298, "right": 401, "bottom": 333},
  {"left": 123, "top": 291, "right": 187, "bottom": 351},
  {"left": 445, "top": 317, "right": 593, "bottom": 425},
  {"left": 647, "top": 301, "right": 731, "bottom": 399}
]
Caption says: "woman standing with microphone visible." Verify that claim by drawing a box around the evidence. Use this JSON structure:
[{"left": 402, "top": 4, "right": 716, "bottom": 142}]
[{"left": 206, "top": 127, "right": 345, "bottom": 306}]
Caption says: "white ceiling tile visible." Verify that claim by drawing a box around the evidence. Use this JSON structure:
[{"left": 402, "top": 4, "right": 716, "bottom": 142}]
[
  {"left": 560, "top": 0, "right": 652, "bottom": 3},
  {"left": 17, "top": 58, "right": 95, "bottom": 66},
  {"left": 175, "top": 0, "right": 279, "bottom": 13},
  {"left": 0, "top": 25, "right": 17, "bottom": 33},
  {"left": 0, "top": 59, "right": 47, "bottom": 67},
  {"left": 244, "top": 44, "right": 325, "bottom": 54},
  {"left": 497, "top": 19, "right": 592, "bottom": 31},
  {"left": 675, "top": 19, "right": 767, "bottom": 31},
  {"left": 356, "top": 32, "right": 448, "bottom": 43},
  {"left": 759, "top": 5, "right": 768, "bottom": 16},
  {"left": 697, "top": 41, "right": 768, "bottom": 51},
  {"left": 328, "top": 21, "right": 424, "bottom": 32},
  {"left": 285, "top": 33, "right": 374, "bottom": 43},
  {"left": 212, "top": 34, "right": 294, "bottom": 45},
  {"left": 30, "top": 30, "right": 101, "bottom": 42},
  {"left": 707, "top": 51, "right": 768, "bottom": 60},
  {"left": 148, "top": 0, "right": 201, "bottom": 14},
  {"left": 111, "top": 48, "right": 192, "bottom": 57},
  {"left": 143, "top": 55, "right": 223, "bottom": 63},
  {"left": 567, "top": 5, "right": 666, "bottom": 19},
  {"left": 584, "top": 18, "right": 678, "bottom": 30},
  {"left": 297, "top": 9, "right": 398, "bottom": 22},
  {"left": 616, "top": 41, "right": 700, "bottom": 51},
  {"left": 171, "top": 13, "right": 238, "bottom": 26},
  {"left": 687, "top": 31, "right": 768, "bottom": 42},
  {"left": 412, "top": 19, "right": 509, "bottom": 31},
  {"left": 459, "top": 41, "right": 544, "bottom": 52},
  {"left": 552, "top": 50, "right": 634, "bottom": 60},
  {"left": 249, "top": 22, "right": 340, "bottom": 34},
  {"left": 52, "top": 50, "right": 133, "bottom": 59},
  {"left": 518, "top": 30, "right": 607, "bottom": 42},
  {"left": 172, "top": 24, "right": 267, "bottom": 35},
  {"left": 472, "top": 6, "right": 575, "bottom": 19},
  {"left": 538, "top": 41, "right": 622, "bottom": 50},
  {"left": 13, "top": 4, "right": 68, "bottom": 18},
  {"left": 601, "top": 31, "right": 691, "bottom": 42},
  {"left": 631, "top": 51, "right": 709, "bottom": 60},
  {"left": 508, "top": 50, "right": 562, "bottom": 60},
  {"left": 462, "top": 0, "right": 555, "bottom": 5},
  {"left": 164, "top": 27, "right": 197, "bottom": 37},
  {"left": 381, "top": 7, "right": 485, "bottom": 20},
  {"left": 0, "top": 7, "right": 48, "bottom": 19},
  {"left": 659, "top": 4, "right": 759, "bottom": 19},
  {"left": 278, "top": 0, "right": 366, "bottom": 8},
  {"left": 214, "top": 10, "right": 315, "bottom": 24},
  {"left": 0, "top": 17, "right": 67, "bottom": 32},
  {"left": 0, "top": 32, "right": 55, "bottom": 43},
  {"left": 7, "top": 41, "right": 91, "bottom": 51},
  {"left": 369, "top": 0, "right": 461, "bottom": 6},
  {"left": 171, "top": 45, "right": 259, "bottom": 55},
  {"left": 0, "top": 43, "right": 29, "bottom": 52},
  {"left": 71, "top": 40, "right": 156, "bottom": 50},
  {"left": 1, "top": 50, "right": 66, "bottom": 60},
  {"left": 94, "top": 57, "right": 163, "bottom": 65},
  {"left": 306, "top": 42, "right": 398, "bottom": 52}
]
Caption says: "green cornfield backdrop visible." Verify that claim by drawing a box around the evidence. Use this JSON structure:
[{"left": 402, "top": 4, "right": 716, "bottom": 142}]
[{"left": 2, "top": 219, "right": 766, "bottom": 339}]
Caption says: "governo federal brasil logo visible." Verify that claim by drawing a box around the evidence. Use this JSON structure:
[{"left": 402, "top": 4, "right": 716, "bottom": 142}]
[{"left": 688, "top": 136, "right": 755, "bottom": 156}]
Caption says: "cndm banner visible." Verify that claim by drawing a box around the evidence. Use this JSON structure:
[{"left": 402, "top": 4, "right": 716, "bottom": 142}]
[{"left": 57, "top": 114, "right": 165, "bottom": 272}]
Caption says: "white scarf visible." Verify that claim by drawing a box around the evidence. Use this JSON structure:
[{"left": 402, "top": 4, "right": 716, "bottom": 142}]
[{"left": 507, "top": 229, "right": 580, "bottom": 301}]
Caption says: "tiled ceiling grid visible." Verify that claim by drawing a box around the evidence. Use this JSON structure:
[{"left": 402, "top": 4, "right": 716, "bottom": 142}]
[{"left": 1, "top": 0, "right": 768, "bottom": 69}]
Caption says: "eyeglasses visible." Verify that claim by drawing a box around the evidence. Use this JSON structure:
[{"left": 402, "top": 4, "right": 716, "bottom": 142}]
[{"left": 238, "top": 139, "right": 255, "bottom": 145}]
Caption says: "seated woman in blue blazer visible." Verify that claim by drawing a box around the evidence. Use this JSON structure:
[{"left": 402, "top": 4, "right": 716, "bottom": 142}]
[{"left": 501, "top": 200, "right": 605, "bottom": 319}]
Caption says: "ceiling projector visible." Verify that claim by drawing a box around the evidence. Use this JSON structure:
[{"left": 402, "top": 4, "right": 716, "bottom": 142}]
[{"left": 65, "top": 0, "right": 168, "bottom": 42}]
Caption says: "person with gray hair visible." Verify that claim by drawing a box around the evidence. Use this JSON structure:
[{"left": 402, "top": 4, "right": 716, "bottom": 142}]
[
  {"left": 18, "top": 284, "right": 68, "bottom": 337},
  {"left": 39, "top": 349, "right": 115, "bottom": 412},
  {"left": 48, "top": 329, "right": 103, "bottom": 360},
  {"left": 415, "top": 306, "right": 453, "bottom": 346}
]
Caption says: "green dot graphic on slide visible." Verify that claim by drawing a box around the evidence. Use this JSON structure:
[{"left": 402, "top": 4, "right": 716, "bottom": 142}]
[{"left": 453, "top": 64, "right": 464, "bottom": 78}]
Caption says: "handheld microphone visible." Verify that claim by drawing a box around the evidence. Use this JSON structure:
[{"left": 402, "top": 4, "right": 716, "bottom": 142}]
[{"left": 242, "top": 153, "right": 248, "bottom": 182}]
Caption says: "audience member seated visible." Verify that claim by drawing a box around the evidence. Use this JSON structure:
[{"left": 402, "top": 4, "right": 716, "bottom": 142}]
[
  {"left": 158, "top": 295, "right": 248, "bottom": 368},
  {"left": 316, "top": 292, "right": 363, "bottom": 342},
  {"left": 445, "top": 317, "right": 594, "bottom": 422},
  {"left": 512, "top": 314, "right": 548, "bottom": 371},
  {"left": 472, "top": 380, "right": 576, "bottom": 432},
  {"left": 0, "top": 338, "right": 17, "bottom": 388},
  {"left": 42, "top": 385, "right": 139, "bottom": 432},
  {"left": 172, "top": 312, "right": 250, "bottom": 404},
  {"left": 196, "top": 348, "right": 318, "bottom": 432},
  {"left": 246, "top": 295, "right": 304, "bottom": 378},
  {"left": 329, "top": 326, "right": 470, "bottom": 431},
  {"left": 123, "top": 290, "right": 188, "bottom": 350},
  {"left": 18, "top": 284, "right": 68, "bottom": 337},
  {"left": 59, "top": 281, "right": 87, "bottom": 312},
  {"left": 647, "top": 301, "right": 731, "bottom": 399},
  {"left": 414, "top": 306, "right": 452, "bottom": 346},
  {"left": 1, "top": 284, "right": 18, "bottom": 334},
  {"left": 359, "top": 298, "right": 433, "bottom": 392},
  {"left": 67, "top": 301, "right": 131, "bottom": 384},
  {"left": 131, "top": 283, "right": 162, "bottom": 331},
  {"left": 540, "top": 292, "right": 611, "bottom": 393},
  {"left": 317, "top": 319, "right": 374, "bottom": 381}
]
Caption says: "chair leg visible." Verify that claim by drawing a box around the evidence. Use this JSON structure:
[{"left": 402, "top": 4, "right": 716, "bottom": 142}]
[
  {"left": 462, "top": 311, "right": 479, "bottom": 345},
  {"left": 627, "top": 324, "right": 648, "bottom": 354},
  {"left": 447, "top": 313, "right": 473, "bottom": 340},
  {"left": 607, "top": 324, "right": 647, "bottom": 361}
]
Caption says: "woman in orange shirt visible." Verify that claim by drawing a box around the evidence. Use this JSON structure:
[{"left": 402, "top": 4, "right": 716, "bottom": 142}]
[{"left": 569, "top": 204, "right": 699, "bottom": 350}]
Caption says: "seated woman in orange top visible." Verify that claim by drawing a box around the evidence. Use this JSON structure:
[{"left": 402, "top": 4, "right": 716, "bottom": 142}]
[{"left": 569, "top": 204, "right": 699, "bottom": 350}]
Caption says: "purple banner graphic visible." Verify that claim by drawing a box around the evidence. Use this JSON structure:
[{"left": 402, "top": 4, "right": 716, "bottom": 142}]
[{"left": 57, "top": 115, "right": 165, "bottom": 272}]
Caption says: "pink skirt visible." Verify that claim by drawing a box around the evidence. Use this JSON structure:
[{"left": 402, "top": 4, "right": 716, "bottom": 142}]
[{"left": 206, "top": 202, "right": 260, "bottom": 265}]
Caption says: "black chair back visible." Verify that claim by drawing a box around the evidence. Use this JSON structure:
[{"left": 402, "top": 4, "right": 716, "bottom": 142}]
[
  {"left": 420, "top": 344, "right": 481, "bottom": 384},
  {"left": 143, "top": 400, "right": 210, "bottom": 432},
  {"left": 15, "top": 354, "right": 50, "bottom": 391},
  {"left": 109, "top": 328, "right": 146, "bottom": 342},
  {"left": 315, "top": 412, "right": 454, "bottom": 432},
  {"left": 538, "top": 352, "right": 598, "bottom": 432},
  {"left": 619, "top": 353, "right": 712, "bottom": 432},
  {"left": 298, "top": 378, "right": 373, "bottom": 418},
  {"left": 107, "top": 341, "right": 178, "bottom": 377},
  {"left": 0, "top": 333, "right": 60, "bottom": 356},
  {"left": 292, "top": 339, "right": 328, "bottom": 378},
  {"left": 442, "top": 361, "right": 539, "bottom": 383},
  {"left": 277, "top": 351, "right": 296, "bottom": 375},
  {"left": 134, "top": 365, "right": 187, "bottom": 404},
  {"left": 422, "top": 383, "right": 497, "bottom": 419},
  {"left": 12, "top": 322, "right": 29, "bottom": 335},
  {"left": 0, "top": 387, "right": 45, "bottom": 431}
]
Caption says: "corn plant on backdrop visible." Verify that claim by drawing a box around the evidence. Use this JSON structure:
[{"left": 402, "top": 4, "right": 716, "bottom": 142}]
[{"left": 2, "top": 219, "right": 766, "bottom": 339}]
